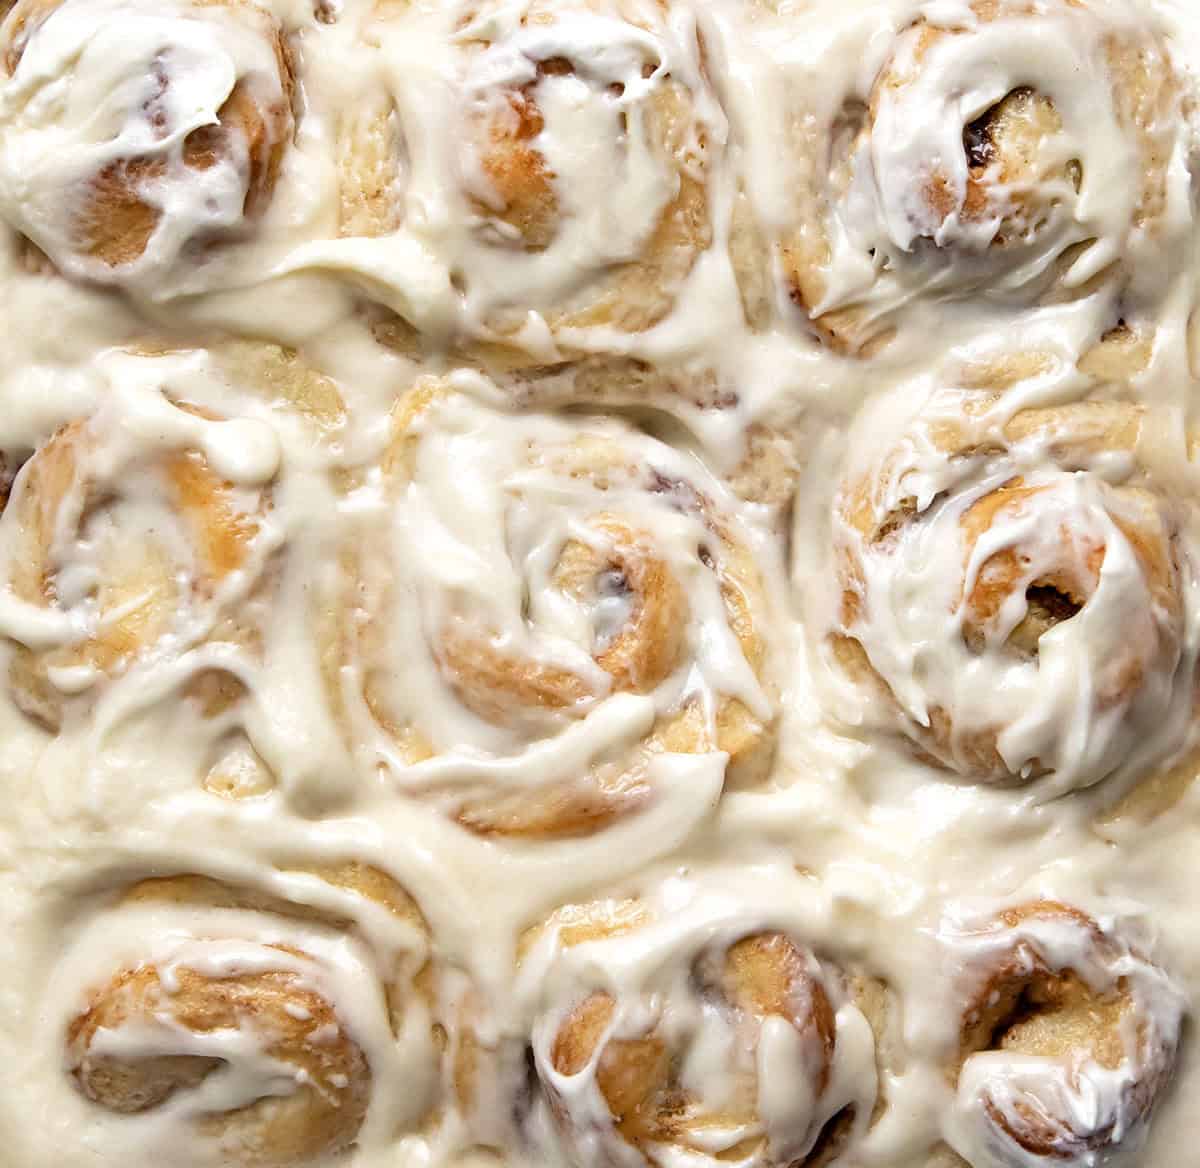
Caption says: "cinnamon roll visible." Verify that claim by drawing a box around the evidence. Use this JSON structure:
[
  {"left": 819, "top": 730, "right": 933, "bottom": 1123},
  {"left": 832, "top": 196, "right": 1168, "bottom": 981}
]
[
  {"left": 61, "top": 862, "right": 434, "bottom": 1166},
  {"left": 0, "top": 0, "right": 295, "bottom": 288},
  {"left": 0, "top": 383, "right": 279, "bottom": 730},
  {"left": 332, "top": 0, "right": 713, "bottom": 364},
  {"left": 320, "top": 378, "right": 779, "bottom": 837},
  {"left": 939, "top": 900, "right": 1184, "bottom": 1167},
  {"left": 777, "top": 0, "right": 1187, "bottom": 352},
  {"left": 520, "top": 884, "right": 883, "bottom": 1166},
  {"left": 830, "top": 389, "right": 1195, "bottom": 792}
]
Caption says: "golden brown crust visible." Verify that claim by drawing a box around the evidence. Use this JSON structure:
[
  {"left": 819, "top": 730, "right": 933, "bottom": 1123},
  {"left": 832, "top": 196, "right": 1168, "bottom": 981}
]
[
  {"left": 777, "top": 0, "right": 1181, "bottom": 353},
  {"left": 3, "top": 412, "right": 270, "bottom": 730},
  {"left": 349, "top": 0, "right": 711, "bottom": 365},
  {"left": 832, "top": 392, "right": 1183, "bottom": 784},
  {"left": 64, "top": 864, "right": 433, "bottom": 1165},
  {"left": 527, "top": 898, "right": 885, "bottom": 1168},
  {"left": 120, "top": 862, "right": 427, "bottom": 934},
  {"left": 948, "top": 900, "right": 1180, "bottom": 1164},
  {"left": 68, "top": 960, "right": 372, "bottom": 1165},
  {"left": 318, "top": 382, "right": 777, "bottom": 839}
]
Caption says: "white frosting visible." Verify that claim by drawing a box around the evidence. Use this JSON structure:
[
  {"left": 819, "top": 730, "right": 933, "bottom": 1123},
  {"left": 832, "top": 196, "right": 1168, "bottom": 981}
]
[
  {"left": 831, "top": 388, "right": 1200, "bottom": 792},
  {"left": 940, "top": 905, "right": 1185, "bottom": 1168},
  {"left": 329, "top": 386, "right": 778, "bottom": 819},
  {"left": 0, "top": 0, "right": 1193, "bottom": 1166},
  {"left": 282, "top": 0, "right": 720, "bottom": 347},
  {"left": 521, "top": 870, "right": 880, "bottom": 1168},
  {"left": 0, "top": 0, "right": 292, "bottom": 292},
  {"left": 839, "top": 2, "right": 1153, "bottom": 299}
]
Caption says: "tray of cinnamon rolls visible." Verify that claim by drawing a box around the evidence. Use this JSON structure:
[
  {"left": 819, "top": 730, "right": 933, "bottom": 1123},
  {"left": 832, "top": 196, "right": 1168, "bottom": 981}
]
[{"left": 0, "top": 0, "right": 1196, "bottom": 1165}]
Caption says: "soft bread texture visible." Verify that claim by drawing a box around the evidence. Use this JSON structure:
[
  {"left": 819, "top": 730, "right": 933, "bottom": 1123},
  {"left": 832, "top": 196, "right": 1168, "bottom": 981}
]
[{"left": 320, "top": 382, "right": 779, "bottom": 838}]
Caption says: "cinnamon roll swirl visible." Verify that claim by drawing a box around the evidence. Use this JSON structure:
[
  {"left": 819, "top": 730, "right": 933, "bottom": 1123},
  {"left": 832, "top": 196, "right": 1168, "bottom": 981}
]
[
  {"left": 59, "top": 862, "right": 434, "bottom": 1166},
  {"left": 0, "top": 382, "right": 279, "bottom": 731},
  {"left": 830, "top": 389, "right": 1195, "bottom": 792},
  {"left": 0, "top": 0, "right": 295, "bottom": 288},
  {"left": 939, "top": 900, "right": 1184, "bottom": 1168},
  {"left": 331, "top": 0, "right": 713, "bottom": 364},
  {"left": 778, "top": 0, "right": 1187, "bottom": 352},
  {"left": 520, "top": 882, "right": 883, "bottom": 1166},
  {"left": 321, "top": 379, "right": 779, "bottom": 837}
]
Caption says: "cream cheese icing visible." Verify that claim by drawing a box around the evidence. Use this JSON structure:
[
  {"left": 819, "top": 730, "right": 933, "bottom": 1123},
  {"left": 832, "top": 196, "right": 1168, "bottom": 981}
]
[{"left": 0, "top": 0, "right": 1194, "bottom": 1165}]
